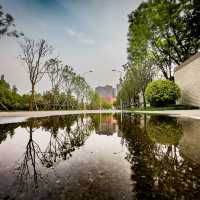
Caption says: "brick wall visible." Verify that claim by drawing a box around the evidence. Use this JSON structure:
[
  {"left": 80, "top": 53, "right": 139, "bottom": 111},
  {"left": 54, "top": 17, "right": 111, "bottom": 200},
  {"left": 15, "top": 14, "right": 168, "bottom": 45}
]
[{"left": 175, "top": 52, "right": 200, "bottom": 107}]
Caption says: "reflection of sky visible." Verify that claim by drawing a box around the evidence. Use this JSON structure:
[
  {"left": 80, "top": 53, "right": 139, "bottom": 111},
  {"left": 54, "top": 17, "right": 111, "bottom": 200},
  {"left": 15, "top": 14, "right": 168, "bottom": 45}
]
[
  {"left": 154, "top": 143, "right": 183, "bottom": 163},
  {"left": 0, "top": 0, "right": 142, "bottom": 93}
]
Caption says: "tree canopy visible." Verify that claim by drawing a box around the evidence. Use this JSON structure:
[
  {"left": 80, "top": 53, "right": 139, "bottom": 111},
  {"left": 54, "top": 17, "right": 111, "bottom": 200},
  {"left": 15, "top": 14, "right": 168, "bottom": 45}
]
[
  {"left": 116, "top": 0, "right": 200, "bottom": 109},
  {"left": 128, "top": 0, "right": 200, "bottom": 80},
  {"left": 0, "top": 4, "right": 23, "bottom": 38}
]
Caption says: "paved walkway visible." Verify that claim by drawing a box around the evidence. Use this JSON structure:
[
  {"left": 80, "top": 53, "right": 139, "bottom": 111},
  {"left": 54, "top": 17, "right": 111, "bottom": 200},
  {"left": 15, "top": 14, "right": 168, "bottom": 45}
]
[
  {"left": 0, "top": 109, "right": 200, "bottom": 124},
  {"left": 0, "top": 110, "right": 124, "bottom": 124},
  {"left": 134, "top": 109, "right": 200, "bottom": 120}
]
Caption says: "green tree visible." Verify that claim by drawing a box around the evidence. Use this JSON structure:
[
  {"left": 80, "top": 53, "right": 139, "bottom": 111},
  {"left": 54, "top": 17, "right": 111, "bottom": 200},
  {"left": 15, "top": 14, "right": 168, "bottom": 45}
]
[
  {"left": 116, "top": 58, "right": 154, "bottom": 108},
  {"left": 74, "top": 75, "right": 90, "bottom": 109},
  {"left": 128, "top": 0, "right": 200, "bottom": 80},
  {"left": 0, "top": 74, "right": 24, "bottom": 110}
]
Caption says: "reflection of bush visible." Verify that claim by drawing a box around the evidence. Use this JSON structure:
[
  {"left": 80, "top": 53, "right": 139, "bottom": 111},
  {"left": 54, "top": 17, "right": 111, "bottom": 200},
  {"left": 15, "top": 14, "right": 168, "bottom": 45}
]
[{"left": 147, "top": 116, "right": 183, "bottom": 145}]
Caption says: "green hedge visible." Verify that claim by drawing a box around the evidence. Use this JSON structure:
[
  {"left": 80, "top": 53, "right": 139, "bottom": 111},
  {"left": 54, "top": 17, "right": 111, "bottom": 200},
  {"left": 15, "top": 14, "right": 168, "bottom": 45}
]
[{"left": 145, "top": 80, "right": 181, "bottom": 107}]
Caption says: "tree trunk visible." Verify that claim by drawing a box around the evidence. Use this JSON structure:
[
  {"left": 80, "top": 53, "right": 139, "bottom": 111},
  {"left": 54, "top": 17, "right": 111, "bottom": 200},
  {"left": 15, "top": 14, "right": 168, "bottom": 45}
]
[
  {"left": 53, "top": 90, "right": 56, "bottom": 110},
  {"left": 169, "top": 76, "right": 174, "bottom": 82},
  {"left": 142, "top": 91, "right": 146, "bottom": 109},
  {"left": 29, "top": 84, "right": 35, "bottom": 111}
]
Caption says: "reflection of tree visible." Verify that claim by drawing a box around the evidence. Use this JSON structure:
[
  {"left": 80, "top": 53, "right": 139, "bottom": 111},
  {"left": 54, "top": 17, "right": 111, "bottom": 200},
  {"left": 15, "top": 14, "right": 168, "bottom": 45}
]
[
  {"left": 117, "top": 114, "right": 200, "bottom": 199},
  {"left": 0, "top": 123, "right": 20, "bottom": 144},
  {"left": 41, "top": 115, "right": 93, "bottom": 166},
  {"left": 10, "top": 115, "right": 94, "bottom": 197},
  {"left": 13, "top": 120, "right": 46, "bottom": 195}
]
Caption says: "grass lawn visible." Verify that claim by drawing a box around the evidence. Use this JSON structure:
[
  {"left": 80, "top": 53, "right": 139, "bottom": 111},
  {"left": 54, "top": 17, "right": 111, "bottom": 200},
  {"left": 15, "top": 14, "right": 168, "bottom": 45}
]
[{"left": 130, "top": 104, "right": 199, "bottom": 111}]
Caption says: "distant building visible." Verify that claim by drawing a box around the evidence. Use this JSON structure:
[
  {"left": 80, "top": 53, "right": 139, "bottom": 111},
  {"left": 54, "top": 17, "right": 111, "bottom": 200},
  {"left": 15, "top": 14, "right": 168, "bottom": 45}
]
[
  {"left": 95, "top": 85, "right": 116, "bottom": 104},
  {"left": 95, "top": 85, "right": 115, "bottom": 97},
  {"left": 175, "top": 52, "right": 200, "bottom": 107}
]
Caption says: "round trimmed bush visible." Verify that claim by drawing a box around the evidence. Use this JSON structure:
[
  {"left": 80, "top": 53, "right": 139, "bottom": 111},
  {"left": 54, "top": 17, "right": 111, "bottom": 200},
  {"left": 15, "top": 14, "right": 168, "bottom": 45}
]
[{"left": 145, "top": 80, "right": 181, "bottom": 107}]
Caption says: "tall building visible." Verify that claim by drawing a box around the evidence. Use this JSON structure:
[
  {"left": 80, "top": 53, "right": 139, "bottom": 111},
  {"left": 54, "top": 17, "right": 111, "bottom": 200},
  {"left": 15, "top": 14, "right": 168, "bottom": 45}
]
[
  {"left": 95, "top": 85, "right": 116, "bottom": 103},
  {"left": 95, "top": 85, "right": 115, "bottom": 98}
]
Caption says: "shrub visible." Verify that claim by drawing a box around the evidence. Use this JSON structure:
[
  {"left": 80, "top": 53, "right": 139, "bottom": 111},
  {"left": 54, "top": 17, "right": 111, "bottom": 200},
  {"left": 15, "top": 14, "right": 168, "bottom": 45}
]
[{"left": 145, "top": 80, "right": 181, "bottom": 107}]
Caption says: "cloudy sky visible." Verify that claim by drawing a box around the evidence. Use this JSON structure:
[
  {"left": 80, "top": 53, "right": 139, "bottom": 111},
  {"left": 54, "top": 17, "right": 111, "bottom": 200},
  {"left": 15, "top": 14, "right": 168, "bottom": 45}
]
[{"left": 0, "top": 0, "right": 142, "bottom": 93}]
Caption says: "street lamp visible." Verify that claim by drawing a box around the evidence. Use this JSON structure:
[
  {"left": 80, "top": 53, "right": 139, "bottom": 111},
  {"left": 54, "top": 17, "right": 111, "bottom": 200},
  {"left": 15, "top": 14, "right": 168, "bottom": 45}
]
[{"left": 112, "top": 69, "right": 123, "bottom": 112}]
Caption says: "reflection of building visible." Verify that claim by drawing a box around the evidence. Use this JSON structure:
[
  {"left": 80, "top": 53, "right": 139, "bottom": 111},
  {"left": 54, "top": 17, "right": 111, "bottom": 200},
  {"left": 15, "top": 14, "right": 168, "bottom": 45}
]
[
  {"left": 95, "top": 114, "right": 118, "bottom": 136},
  {"left": 95, "top": 85, "right": 116, "bottom": 104},
  {"left": 175, "top": 52, "right": 200, "bottom": 107}
]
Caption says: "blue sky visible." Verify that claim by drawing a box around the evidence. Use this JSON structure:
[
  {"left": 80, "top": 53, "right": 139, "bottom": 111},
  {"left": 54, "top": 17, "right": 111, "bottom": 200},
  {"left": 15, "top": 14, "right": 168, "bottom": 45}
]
[{"left": 0, "top": 0, "right": 142, "bottom": 93}]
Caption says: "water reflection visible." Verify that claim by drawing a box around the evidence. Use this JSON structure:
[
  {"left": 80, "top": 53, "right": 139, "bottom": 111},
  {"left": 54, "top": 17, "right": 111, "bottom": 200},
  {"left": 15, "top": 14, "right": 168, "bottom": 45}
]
[
  {"left": 14, "top": 120, "right": 44, "bottom": 194},
  {"left": 147, "top": 116, "right": 183, "bottom": 145},
  {"left": 117, "top": 114, "right": 200, "bottom": 199},
  {"left": 179, "top": 119, "right": 200, "bottom": 165},
  {"left": 1, "top": 113, "right": 200, "bottom": 199},
  {"left": 0, "top": 123, "right": 19, "bottom": 144},
  {"left": 91, "top": 113, "right": 118, "bottom": 135},
  {"left": 0, "top": 115, "right": 94, "bottom": 199}
]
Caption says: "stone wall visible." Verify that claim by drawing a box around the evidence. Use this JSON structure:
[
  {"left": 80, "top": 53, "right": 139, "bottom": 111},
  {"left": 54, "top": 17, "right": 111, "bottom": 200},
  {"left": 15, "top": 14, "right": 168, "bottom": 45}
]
[{"left": 175, "top": 52, "right": 200, "bottom": 107}]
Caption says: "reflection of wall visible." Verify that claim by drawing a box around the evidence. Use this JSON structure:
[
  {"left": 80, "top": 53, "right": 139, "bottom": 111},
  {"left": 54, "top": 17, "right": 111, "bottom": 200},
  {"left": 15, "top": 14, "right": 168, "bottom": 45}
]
[{"left": 179, "top": 119, "right": 200, "bottom": 165}]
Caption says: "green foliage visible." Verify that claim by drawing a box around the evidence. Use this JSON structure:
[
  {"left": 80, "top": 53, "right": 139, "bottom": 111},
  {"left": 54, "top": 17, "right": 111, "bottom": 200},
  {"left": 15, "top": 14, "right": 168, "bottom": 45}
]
[
  {"left": 0, "top": 72, "right": 97, "bottom": 111},
  {"left": 116, "top": 60, "right": 154, "bottom": 109},
  {"left": 145, "top": 80, "right": 181, "bottom": 107},
  {"left": 128, "top": 0, "right": 200, "bottom": 80},
  {"left": 0, "top": 76, "right": 23, "bottom": 110},
  {"left": 119, "top": 0, "right": 200, "bottom": 109},
  {"left": 147, "top": 116, "right": 183, "bottom": 145},
  {"left": 101, "top": 98, "right": 112, "bottom": 109},
  {"left": 87, "top": 91, "right": 100, "bottom": 109},
  {"left": 88, "top": 91, "right": 112, "bottom": 110}
]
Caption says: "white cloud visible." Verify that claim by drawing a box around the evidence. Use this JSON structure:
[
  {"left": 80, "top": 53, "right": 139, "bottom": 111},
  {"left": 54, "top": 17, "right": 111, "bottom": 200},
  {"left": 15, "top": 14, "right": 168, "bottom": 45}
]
[
  {"left": 65, "top": 26, "right": 95, "bottom": 45},
  {"left": 80, "top": 38, "right": 95, "bottom": 45},
  {"left": 65, "top": 27, "right": 81, "bottom": 37}
]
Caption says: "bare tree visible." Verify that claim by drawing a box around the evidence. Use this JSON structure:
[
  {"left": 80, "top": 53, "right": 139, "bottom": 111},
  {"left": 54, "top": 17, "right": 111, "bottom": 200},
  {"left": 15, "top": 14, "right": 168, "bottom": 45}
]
[{"left": 19, "top": 38, "right": 53, "bottom": 110}]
